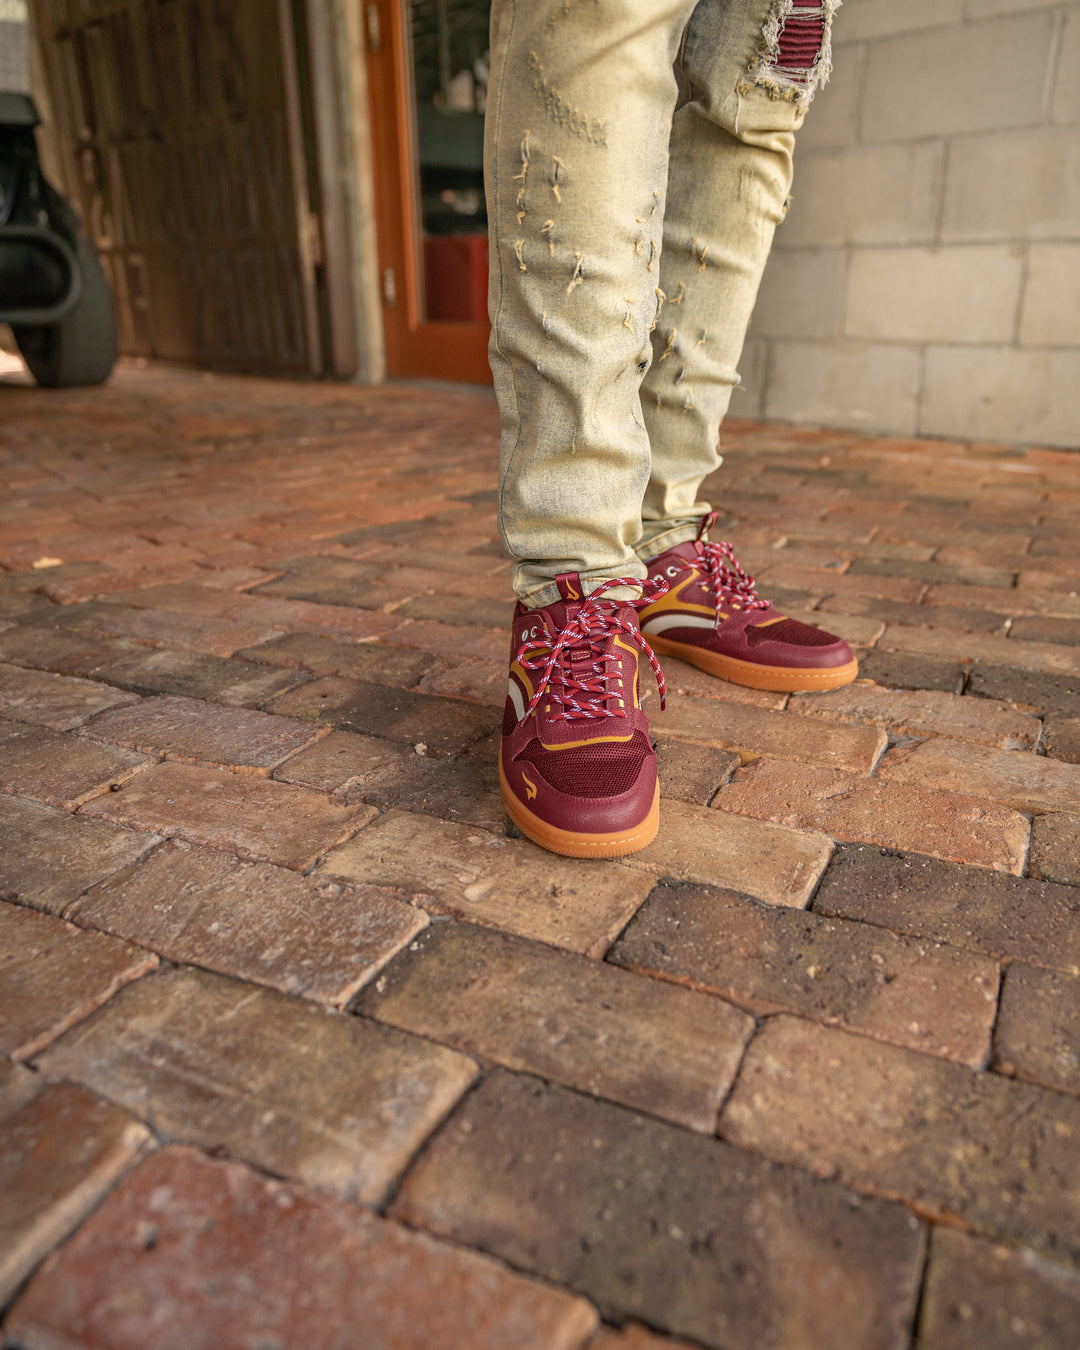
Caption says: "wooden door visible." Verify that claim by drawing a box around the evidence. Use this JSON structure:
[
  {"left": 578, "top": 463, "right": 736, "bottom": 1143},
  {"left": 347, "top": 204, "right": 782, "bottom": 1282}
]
[
  {"left": 31, "top": 0, "right": 352, "bottom": 377},
  {"left": 365, "top": 0, "right": 492, "bottom": 383}
]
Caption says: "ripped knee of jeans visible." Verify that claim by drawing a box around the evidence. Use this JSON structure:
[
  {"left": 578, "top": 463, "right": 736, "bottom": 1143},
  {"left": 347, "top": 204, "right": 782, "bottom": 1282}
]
[{"left": 742, "top": 0, "right": 840, "bottom": 107}]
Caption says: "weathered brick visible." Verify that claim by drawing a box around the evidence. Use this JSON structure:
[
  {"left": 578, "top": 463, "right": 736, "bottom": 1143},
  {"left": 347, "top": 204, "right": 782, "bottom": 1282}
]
[
  {"left": 251, "top": 555, "right": 422, "bottom": 608},
  {"left": 0, "top": 1084, "right": 152, "bottom": 1306},
  {"left": 813, "top": 844, "right": 1080, "bottom": 973},
  {"left": 0, "top": 661, "right": 139, "bottom": 730},
  {"left": 650, "top": 698, "right": 886, "bottom": 773},
  {"left": 266, "top": 675, "right": 497, "bottom": 756},
  {"left": 720, "top": 1017, "right": 1080, "bottom": 1264},
  {"left": 0, "top": 1060, "right": 43, "bottom": 1123},
  {"left": 918, "top": 1227, "right": 1080, "bottom": 1350},
  {"left": 0, "top": 796, "right": 160, "bottom": 913},
  {"left": 1029, "top": 813, "right": 1080, "bottom": 888},
  {"left": 96, "top": 646, "right": 307, "bottom": 705},
  {"left": 78, "top": 760, "right": 375, "bottom": 871},
  {"left": 655, "top": 739, "right": 739, "bottom": 805},
  {"left": 395, "top": 593, "right": 515, "bottom": 628},
  {"left": 1010, "top": 616, "right": 1080, "bottom": 649},
  {"left": 391, "top": 1071, "right": 925, "bottom": 1350},
  {"left": 626, "top": 798, "right": 833, "bottom": 907},
  {"left": 588, "top": 1324, "right": 700, "bottom": 1350},
  {"left": 5, "top": 1146, "right": 598, "bottom": 1350},
  {"left": 880, "top": 624, "right": 1080, "bottom": 679},
  {"left": 70, "top": 840, "right": 427, "bottom": 1007},
  {"left": 415, "top": 656, "right": 506, "bottom": 704},
  {"left": 1043, "top": 714, "right": 1080, "bottom": 765},
  {"left": 0, "top": 624, "right": 148, "bottom": 677},
  {"left": 380, "top": 618, "right": 506, "bottom": 664},
  {"left": 0, "top": 719, "right": 152, "bottom": 809},
  {"left": 84, "top": 693, "right": 326, "bottom": 775},
  {"left": 879, "top": 737, "right": 1080, "bottom": 816},
  {"left": 36, "top": 966, "right": 478, "bottom": 1205},
  {"left": 237, "top": 629, "right": 443, "bottom": 687},
  {"left": 765, "top": 566, "right": 926, "bottom": 604},
  {"left": 789, "top": 684, "right": 1040, "bottom": 750},
  {"left": 610, "top": 880, "right": 998, "bottom": 1066},
  {"left": 358, "top": 921, "right": 753, "bottom": 1130},
  {"left": 716, "top": 759, "right": 1029, "bottom": 874},
  {"left": 319, "top": 810, "right": 651, "bottom": 956},
  {"left": 854, "top": 650, "right": 968, "bottom": 694},
  {"left": 967, "top": 665, "right": 1080, "bottom": 715},
  {"left": 0, "top": 901, "right": 158, "bottom": 1059},
  {"left": 847, "top": 557, "right": 1017, "bottom": 590},
  {"left": 48, "top": 599, "right": 284, "bottom": 657},
  {"left": 927, "top": 583, "right": 1080, "bottom": 622},
  {"left": 993, "top": 963, "right": 1080, "bottom": 1097}
]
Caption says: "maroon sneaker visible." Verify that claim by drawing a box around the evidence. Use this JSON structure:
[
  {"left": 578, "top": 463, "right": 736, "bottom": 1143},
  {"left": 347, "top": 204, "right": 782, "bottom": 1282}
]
[
  {"left": 500, "top": 573, "right": 668, "bottom": 858},
  {"left": 640, "top": 513, "right": 858, "bottom": 692}
]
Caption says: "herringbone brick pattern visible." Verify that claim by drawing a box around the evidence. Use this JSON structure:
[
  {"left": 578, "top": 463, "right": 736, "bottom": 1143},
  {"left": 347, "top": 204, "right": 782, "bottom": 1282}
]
[{"left": 2, "top": 360, "right": 1079, "bottom": 1348}]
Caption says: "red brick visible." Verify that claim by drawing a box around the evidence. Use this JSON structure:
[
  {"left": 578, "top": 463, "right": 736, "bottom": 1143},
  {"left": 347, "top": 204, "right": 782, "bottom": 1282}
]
[
  {"left": 0, "top": 625, "right": 149, "bottom": 677},
  {"left": 0, "top": 1084, "right": 152, "bottom": 1305},
  {"left": 813, "top": 845, "right": 1080, "bottom": 973},
  {"left": 0, "top": 661, "right": 139, "bottom": 730},
  {"left": 381, "top": 617, "right": 507, "bottom": 663},
  {"left": 650, "top": 699, "right": 886, "bottom": 774},
  {"left": 1009, "top": 615, "right": 1080, "bottom": 648},
  {"left": 879, "top": 737, "right": 1080, "bottom": 816},
  {"left": 788, "top": 684, "right": 1040, "bottom": 750},
  {"left": 0, "top": 796, "right": 160, "bottom": 914},
  {"left": 84, "top": 694, "right": 326, "bottom": 775},
  {"left": 649, "top": 652, "right": 788, "bottom": 709},
  {"left": 358, "top": 921, "right": 753, "bottom": 1130},
  {"left": 70, "top": 839, "right": 428, "bottom": 1006},
  {"left": 918, "top": 1227, "right": 1080, "bottom": 1350},
  {"left": 0, "top": 901, "right": 158, "bottom": 1059},
  {"left": 319, "top": 809, "right": 652, "bottom": 956},
  {"left": 656, "top": 739, "right": 740, "bottom": 805},
  {"left": 0, "top": 719, "right": 152, "bottom": 809},
  {"left": 36, "top": 965, "right": 479, "bottom": 1204},
  {"left": 765, "top": 567, "right": 927, "bottom": 603},
  {"left": 627, "top": 798, "right": 834, "bottom": 906},
  {"left": 391, "top": 1071, "right": 925, "bottom": 1350},
  {"left": 720, "top": 1017, "right": 1080, "bottom": 1263},
  {"left": 1029, "top": 813, "right": 1080, "bottom": 887},
  {"left": 849, "top": 558, "right": 1017, "bottom": 589},
  {"left": 588, "top": 1326, "right": 701, "bottom": 1350},
  {"left": 415, "top": 655, "right": 506, "bottom": 703},
  {"left": 237, "top": 629, "right": 443, "bottom": 687},
  {"left": 610, "top": 881, "right": 999, "bottom": 1066},
  {"left": 993, "top": 963, "right": 1080, "bottom": 1097},
  {"left": 716, "top": 759, "right": 1029, "bottom": 874},
  {"left": 926, "top": 583, "right": 1080, "bottom": 621},
  {"left": 6, "top": 1146, "right": 598, "bottom": 1350},
  {"left": 879, "top": 624, "right": 1080, "bottom": 677},
  {"left": 96, "top": 646, "right": 306, "bottom": 705},
  {"left": 78, "top": 760, "right": 375, "bottom": 870},
  {"left": 1044, "top": 714, "right": 1080, "bottom": 764},
  {"left": 819, "top": 593, "right": 1010, "bottom": 637},
  {"left": 266, "top": 675, "right": 498, "bottom": 756},
  {"left": 855, "top": 650, "right": 968, "bottom": 694}
]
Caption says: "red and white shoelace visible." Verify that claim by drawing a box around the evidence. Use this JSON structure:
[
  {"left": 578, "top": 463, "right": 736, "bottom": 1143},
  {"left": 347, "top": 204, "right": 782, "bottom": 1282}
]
[
  {"left": 516, "top": 577, "right": 669, "bottom": 721},
  {"left": 672, "top": 511, "right": 770, "bottom": 615}
]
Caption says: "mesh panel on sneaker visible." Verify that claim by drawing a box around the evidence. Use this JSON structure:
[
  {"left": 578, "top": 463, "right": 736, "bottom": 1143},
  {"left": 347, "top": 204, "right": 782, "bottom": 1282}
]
[
  {"left": 520, "top": 733, "right": 650, "bottom": 798},
  {"left": 745, "top": 617, "right": 839, "bottom": 648}
]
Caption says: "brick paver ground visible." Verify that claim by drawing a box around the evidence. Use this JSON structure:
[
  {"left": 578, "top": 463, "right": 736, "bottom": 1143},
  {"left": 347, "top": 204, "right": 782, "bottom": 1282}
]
[{"left": 1, "top": 359, "right": 1079, "bottom": 1348}]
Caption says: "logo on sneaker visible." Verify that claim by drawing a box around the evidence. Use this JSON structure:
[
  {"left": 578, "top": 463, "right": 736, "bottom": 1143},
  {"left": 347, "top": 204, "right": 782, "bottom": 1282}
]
[
  {"left": 522, "top": 771, "right": 538, "bottom": 800},
  {"left": 564, "top": 579, "right": 580, "bottom": 600}
]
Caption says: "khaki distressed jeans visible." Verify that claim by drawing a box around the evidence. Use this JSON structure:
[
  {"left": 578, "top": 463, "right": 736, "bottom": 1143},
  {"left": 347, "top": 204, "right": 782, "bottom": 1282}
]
[{"left": 486, "top": 0, "right": 838, "bottom": 607}]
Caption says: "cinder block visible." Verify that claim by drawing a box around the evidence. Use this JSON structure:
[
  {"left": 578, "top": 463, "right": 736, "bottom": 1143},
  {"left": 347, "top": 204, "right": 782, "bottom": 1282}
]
[
  {"left": 943, "top": 128, "right": 1080, "bottom": 241},
  {"left": 1052, "top": 11, "right": 1080, "bottom": 124},
  {"left": 1020, "top": 244, "right": 1080, "bottom": 346},
  {"left": 766, "top": 339, "right": 921, "bottom": 434},
  {"left": 750, "top": 248, "right": 848, "bottom": 340},
  {"left": 833, "top": 0, "right": 964, "bottom": 44},
  {"left": 844, "top": 246, "right": 1023, "bottom": 343},
  {"left": 862, "top": 14, "right": 1055, "bottom": 141},
  {"left": 797, "top": 45, "right": 863, "bottom": 151},
  {"left": 921, "top": 346, "right": 1080, "bottom": 448},
  {"left": 783, "top": 143, "right": 944, "bottom": 247}
]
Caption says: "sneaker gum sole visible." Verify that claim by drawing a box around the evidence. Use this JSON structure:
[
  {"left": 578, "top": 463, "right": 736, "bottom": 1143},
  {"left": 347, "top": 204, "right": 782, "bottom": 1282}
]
[
  {"left": 499, "top": 755, "right": 660, "bottom": 859},
  {"left": 648, "top": 633, "right": 859, "bottom": 693}
]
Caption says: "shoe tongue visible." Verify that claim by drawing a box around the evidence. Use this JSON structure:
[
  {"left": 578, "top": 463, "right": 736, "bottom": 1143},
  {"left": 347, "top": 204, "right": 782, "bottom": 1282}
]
[{"left": 667, "top": 541, "right": 703, "bottom": 563}]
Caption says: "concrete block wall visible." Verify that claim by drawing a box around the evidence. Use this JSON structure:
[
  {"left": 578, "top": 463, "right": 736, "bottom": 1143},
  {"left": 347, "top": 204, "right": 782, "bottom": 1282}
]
[{"left": 741, "top": 0, "right": 1080, "bottom": 448}]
